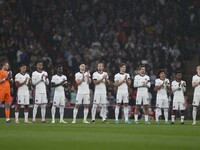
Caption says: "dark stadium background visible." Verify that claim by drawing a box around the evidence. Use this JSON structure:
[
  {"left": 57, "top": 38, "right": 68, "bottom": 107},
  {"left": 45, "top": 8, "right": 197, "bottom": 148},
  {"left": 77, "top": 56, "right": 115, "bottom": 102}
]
[{"left": 0, "top": 0, "right": 200, "bottom": 119}]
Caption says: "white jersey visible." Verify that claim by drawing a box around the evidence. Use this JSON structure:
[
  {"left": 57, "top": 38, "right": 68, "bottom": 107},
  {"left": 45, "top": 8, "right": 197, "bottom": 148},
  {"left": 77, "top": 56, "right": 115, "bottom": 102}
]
[
  {"left": 171, "top": 80, "right": 186, "bottom": 103},
  {"left": 75, "top": 72, "right": 90, "bottom": 94},
  {"left": 93, "top": 71, "right": 108, "bottom": 94},
  {"left": 134, "top": 74, "right": 150, "bottom": 95},
  {"left": 192, "top": 75, "right": 200, "bottom": 96},
  {"left": 114, "top": 73, "right": 130, "bottom": 94},
  {"left": 51, "top": 74, "right": 67, "bottom": 96},
  {"left": 32, "top": 71, "right": 49, "bottom": 94},
  {"left": 15, "top": 73, "right": 30, "bottom": 95},
  {"left": 155, "top": 78, "right": 170, "bottom": 98}
]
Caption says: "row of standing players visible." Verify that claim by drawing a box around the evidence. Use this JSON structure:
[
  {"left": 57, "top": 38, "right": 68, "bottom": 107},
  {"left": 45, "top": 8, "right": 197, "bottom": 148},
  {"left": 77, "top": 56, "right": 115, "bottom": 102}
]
[{"left": 0, "top": 61, "right": 200, "bottom": 125}]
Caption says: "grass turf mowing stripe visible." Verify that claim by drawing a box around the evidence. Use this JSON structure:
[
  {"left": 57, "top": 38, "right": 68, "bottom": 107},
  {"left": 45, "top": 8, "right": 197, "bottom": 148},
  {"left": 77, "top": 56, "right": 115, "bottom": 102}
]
[{"left": 0, "top": 119, "right": 199, "bottom": 150}]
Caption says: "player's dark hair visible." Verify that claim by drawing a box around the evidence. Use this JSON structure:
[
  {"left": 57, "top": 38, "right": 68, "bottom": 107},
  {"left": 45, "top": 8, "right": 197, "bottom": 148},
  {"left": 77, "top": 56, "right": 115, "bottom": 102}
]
[
  {"left": 158, "top": 69, "right": 166, "bottom": 76},
  {"left": 175, "top": 70, "right": 182, "bottom": 75},
  {"left": 119, "top": 63, "right": 126, "bottom": 68},
  {"left": 79, "top": 62, "right": 85, "bottom": 66},
  {"left": 98, "top": 63, "right": 104, "bottom": 67},
  {"left": 56, "top": 65, "right": 62, "bottom": 69},
  {"left": 36, "top": 60, "right": 43, "bottom": 65},
  {"left": 19, "top": 64, "right": 26, "bottom": 68},
  {"left": 138, "top": 65, "right": 145, "bottom": 70}
]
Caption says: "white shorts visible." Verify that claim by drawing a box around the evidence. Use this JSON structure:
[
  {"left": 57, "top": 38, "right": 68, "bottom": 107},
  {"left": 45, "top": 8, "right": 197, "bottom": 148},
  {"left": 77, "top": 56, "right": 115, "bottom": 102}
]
[
  {"left": 116, "top": 93, "right": 129, "bottom": 104},
  {"left": 76, "top": 94, "right": 90, "bottom": 105},
  {"left": 53, "top": 95, "right": 65, "bottom": 107},
  {"left": 156, "top": 97, "right": 169, "bottom": 108},
  {"left": 136, "top": 95, "right": 149, "bottom": 105},
  {"left": 17, "top": 95, "right": 30, "bottom": 105},
  {"left": 173, "top": 101, "right": 185, "bottom": 110},
  {"left": 34, "top": 93, "right": 48, "bottom": 104},
  {"left": 93, "top": 93, "right": 107, "bottom": 104},
  {"left": 192, "top": 95, "right": 200, "bottom": 106}
]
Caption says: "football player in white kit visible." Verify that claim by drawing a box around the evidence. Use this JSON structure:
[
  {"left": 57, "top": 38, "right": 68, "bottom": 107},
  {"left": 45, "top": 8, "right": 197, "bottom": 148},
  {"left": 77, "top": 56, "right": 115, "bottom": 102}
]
[
  {"left": 51, "top": 65, "right": 67, "bottom": 123},
  {"left": 171, "top": 71, "right": 186, "bottom": 124},
  {"left": 72, "top": 64, "right": 91, "bottom": 124},
  {"left": 91, "top": 63, "right": 110, "bottom": 124},
  {"left": 134, "top": 65, "right": 151, "bottom": 124},
  {"left": 154, "top": 69, "right": 170, "bottom": 124},
  {"left": 32, "top": 61, "right": 49, "bottom": 123},
  {"left": 114, "top": 63, "right": 131, "bottom": 124},
  {"left": 192, "top": 66, "right": 200, "bottom": 125},
  {"left": 15, "top": 64, "right": 31, "bottom": 123}
]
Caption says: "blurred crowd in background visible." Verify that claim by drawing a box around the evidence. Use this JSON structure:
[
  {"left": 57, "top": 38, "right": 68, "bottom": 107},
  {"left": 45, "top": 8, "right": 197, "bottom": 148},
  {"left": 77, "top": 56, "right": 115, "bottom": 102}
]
[{"left": 0, "top": 0, "right": 200, "bottom": 108}]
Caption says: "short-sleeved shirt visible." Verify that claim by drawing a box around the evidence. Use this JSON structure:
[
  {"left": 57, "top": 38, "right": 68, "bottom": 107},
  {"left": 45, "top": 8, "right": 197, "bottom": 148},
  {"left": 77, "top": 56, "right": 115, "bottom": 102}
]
[
  {"left": 15, "top": 73, "right": 30, "bottom": 95},
  {"left": 114, "top": 73, "right": 130, "bottom": 94},
  {"left": 155, "top": 78, "right": 170, "bottom": 98},
  {"left": 32, "top": 71, "right": 48, "bottom": 94},
  {"left": 51, "top": 74, "right": 67, "bottom": 96},
  {"left": 93, "top": 71, "right": 108, "bottom": 95},
  {"left": 75, "top": 72, "right": 90, "bottom": 94},
  {"left": 192, "top": 75, "right": 200, "bottom": 96}
]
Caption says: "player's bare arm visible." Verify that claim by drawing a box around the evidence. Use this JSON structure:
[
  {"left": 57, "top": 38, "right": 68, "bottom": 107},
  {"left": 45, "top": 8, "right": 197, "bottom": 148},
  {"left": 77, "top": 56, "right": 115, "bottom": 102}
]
[
  {"left": 15, "top": 77, "right": 28, "bottom": 87},
  {"left": 51, "top": 80, "right": 67, "bottom": 88},
  {"left": 192, "top": 81, "right": 200, "bottom": 88},
  {"left": 154, "top": 82, "right": 164, "bottom": 91},
  {"left": 86, "top": 71, "right": 91, "bottom": 84},
  {"left": 165, "top": 81, "right": 171, "bottom": 92},
  {"left": 114, "top": 79, "right": 124, "bottom": 87},
  {"left": 42, "top": 74, "right": 49, "bottom": 85},
  {"left": 182, "top": 81, "right": 186, "bottom": 92},
  {"left": 76, "top": 74, "right": 84, "bottom": 85},
  {"left": 125, "top": 75, "right": 131, "bottom": 86},
  {"left": 93, "top": 74, "right": 107, "bottom": 85}
]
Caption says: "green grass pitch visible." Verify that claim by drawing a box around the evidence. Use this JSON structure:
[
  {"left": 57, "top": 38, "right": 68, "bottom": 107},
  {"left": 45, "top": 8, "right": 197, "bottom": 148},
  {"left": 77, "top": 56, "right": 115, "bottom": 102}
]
[{"left": 0, "top": 119, "right": 200, "bottom": 150}]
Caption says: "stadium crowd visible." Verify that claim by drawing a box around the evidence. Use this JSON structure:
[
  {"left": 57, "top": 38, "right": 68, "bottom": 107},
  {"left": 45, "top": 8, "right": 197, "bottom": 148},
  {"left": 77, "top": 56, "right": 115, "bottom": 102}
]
[{"left": 0, "top": 0, "right": 200, "bottom": 107}]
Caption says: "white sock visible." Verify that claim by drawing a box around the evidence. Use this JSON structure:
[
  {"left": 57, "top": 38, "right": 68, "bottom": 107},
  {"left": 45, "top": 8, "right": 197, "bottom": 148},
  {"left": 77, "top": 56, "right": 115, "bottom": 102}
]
[
  {"left": 124, "top": 106, "right": 129, "bottom": 122},
  {"left": 41, "top": 104, "right": 46, "bottom": 121},
  {"left": 51, "top": 106, "right": 56, "bottom": 121},
  {"left": 24, "top": 112, "right": 28, "bottom": 122},
  {"left": 171, "top": 115, "right": 175, "bottom": 122},
  {"left": 115, "top": 106, "right": 120, "bottom": 121},
  {"left": 144, "top": 115, "right": 148, "bottom": 122},
  {"left": 156, "top": 108, "right": 161, "bottom": 122},
  {"left": 134, "top": 114, "right": 138, "bottom": 122},
  {"left": 164, "top": 109, "right": 168, "bottom": 122},
  {"left": 193, "top": 107, "right": 197, "bottom": 123},
  {"left": 73, "top": 108, "right": 78, "bottom": 121},
  {"left": 32, "top": 105, "right": 38, "bottom": 121},
  {"left": 59, "top": 107, "right": 64, "bottom": 121},
  {"left": 181, "top": 116, "right": 184, "bottom": 123},
  {"left": 101, "top": 104, "right": 107, "bottom": 121},
  {"left": 83, "top": 108, "right": 89, "bottom": 121},
  {"left": 91, "top": 104, "right": 97, "bottom": 120},
  {"left": 15, "top": 112, "right": 19, "bottom": 120}
]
